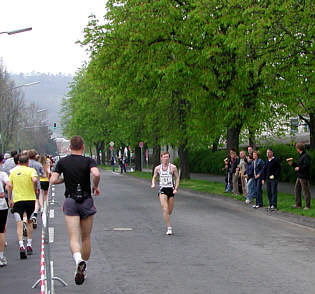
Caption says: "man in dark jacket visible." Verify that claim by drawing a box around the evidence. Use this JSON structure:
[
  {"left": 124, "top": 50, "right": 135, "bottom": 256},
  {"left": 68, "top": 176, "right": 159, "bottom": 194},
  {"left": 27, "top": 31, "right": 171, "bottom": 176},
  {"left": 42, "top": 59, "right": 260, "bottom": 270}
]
[
  {"left": 262, "top": 149, "right": 281, "bottom": 210},
  {"left": 288, "top": 143, "right": 311, "bottom": 210}
]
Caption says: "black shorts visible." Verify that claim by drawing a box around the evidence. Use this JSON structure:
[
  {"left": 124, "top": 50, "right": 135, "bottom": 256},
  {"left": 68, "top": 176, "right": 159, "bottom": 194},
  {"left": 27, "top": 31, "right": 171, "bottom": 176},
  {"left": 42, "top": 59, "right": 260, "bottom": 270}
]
[
  {"left": 158, "top": 187, "right": 174, "bottom": 199},
  {"left": 0, "top": 209, "right": 8, "bottom": 233},
  {"left": 63, "top": 197, "right": 96, "bottom": 219},
  {"left": 40, "top": 181, "right": 49, "bottom": 191},
  {"left": 13, "top": 201, "right": 36, "bottom": 221}
]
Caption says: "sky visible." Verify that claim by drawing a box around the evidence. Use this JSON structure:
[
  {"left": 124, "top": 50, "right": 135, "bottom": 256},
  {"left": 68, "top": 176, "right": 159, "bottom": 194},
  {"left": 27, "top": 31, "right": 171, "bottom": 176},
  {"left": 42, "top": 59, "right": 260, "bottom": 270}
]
[{"left": 0, "top": 0, "right": 106, "bottom": 75}]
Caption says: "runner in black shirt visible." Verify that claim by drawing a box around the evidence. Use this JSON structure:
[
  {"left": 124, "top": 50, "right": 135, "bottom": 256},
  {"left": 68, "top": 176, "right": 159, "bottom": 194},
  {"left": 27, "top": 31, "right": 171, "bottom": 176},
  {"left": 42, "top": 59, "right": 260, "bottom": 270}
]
[{"left": 50, "top": 136, "right": 100, "bottom": 285}]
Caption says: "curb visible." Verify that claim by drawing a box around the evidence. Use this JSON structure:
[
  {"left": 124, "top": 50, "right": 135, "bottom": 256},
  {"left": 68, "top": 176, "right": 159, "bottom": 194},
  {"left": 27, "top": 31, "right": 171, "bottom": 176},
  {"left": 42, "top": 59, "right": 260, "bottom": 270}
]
[{"left": 123, "top": 171, "right": 315, "bottom": 231}]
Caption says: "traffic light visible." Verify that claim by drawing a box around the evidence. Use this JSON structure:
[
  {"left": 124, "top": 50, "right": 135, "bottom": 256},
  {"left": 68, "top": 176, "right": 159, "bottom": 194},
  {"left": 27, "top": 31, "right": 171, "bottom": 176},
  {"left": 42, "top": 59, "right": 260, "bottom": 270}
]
[{"left": 53, "top": 123, "right": 57, "bottom": 130}]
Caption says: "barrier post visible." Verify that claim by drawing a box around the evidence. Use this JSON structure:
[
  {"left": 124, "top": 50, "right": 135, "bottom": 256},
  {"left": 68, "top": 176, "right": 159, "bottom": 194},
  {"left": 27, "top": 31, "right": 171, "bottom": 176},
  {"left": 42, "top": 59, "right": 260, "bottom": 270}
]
[{"left": 32, "top": 185, "right": 67, "bottom": 293}]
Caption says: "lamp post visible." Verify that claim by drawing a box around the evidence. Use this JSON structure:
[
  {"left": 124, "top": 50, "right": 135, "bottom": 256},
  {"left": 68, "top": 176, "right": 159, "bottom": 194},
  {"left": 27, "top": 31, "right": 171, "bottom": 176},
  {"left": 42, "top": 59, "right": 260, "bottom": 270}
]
[
  {"left": 0, "top": 27, "right": 32, "bottom": 35},
  {"left": 0, "top": 81, "right": 41, "bottom": 153}
]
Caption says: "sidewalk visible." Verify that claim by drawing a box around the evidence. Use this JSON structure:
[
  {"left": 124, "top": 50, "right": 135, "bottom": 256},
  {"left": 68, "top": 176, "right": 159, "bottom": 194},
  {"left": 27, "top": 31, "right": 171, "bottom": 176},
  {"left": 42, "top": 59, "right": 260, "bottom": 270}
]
[
  {"left": 191, "top": 173, "right": 315, "bottom": 198},
  {"left": 142, "top": 168, "right": 314, "bottom": 198}
]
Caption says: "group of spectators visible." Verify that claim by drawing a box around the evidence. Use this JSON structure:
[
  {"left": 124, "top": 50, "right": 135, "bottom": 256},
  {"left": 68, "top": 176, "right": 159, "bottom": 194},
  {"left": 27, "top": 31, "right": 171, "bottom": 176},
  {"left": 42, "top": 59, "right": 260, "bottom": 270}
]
[
  {"left": 0, "top": 149, "right": 53, "bottom": 267},
  {"left": 224, "top": 143, "right": 311, "bottom": 211}
]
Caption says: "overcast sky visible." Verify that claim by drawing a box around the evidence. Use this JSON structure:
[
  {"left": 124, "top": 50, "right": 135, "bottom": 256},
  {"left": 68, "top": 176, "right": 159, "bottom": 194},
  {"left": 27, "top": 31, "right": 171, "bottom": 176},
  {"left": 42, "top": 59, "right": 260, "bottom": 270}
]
[{"left": 0, "top": 0, "right": 106, "bottom": 75}]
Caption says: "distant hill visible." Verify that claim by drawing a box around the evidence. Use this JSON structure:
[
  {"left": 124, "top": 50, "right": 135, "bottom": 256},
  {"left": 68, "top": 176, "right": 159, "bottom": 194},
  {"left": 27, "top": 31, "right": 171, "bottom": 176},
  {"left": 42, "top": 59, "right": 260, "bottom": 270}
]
[{"left": 10, "top": 72, "right": 73, "bottom": 136}]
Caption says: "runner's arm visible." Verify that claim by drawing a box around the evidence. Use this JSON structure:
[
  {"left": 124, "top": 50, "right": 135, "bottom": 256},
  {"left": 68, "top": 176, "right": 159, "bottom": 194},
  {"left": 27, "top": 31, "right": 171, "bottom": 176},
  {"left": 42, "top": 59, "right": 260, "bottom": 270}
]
[
  {"left": 151, "top": 166, "right": 159, "bottom": 189},
  {"left": 91, "top": 167, "right": 100, "bottom": 195},
  {"left": 50, "top": 172, "right": 64, "bottom": 185},
  {"left": 172, "top": 165, "right": 180, "bottom": 193}
]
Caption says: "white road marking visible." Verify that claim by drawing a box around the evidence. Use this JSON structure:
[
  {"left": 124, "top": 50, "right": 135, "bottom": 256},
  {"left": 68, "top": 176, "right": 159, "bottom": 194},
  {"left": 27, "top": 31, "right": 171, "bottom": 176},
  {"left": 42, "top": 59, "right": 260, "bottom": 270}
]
[
  {"left": 49, "top": 227, "right": 54, "bottom": 243},
  {"left": 49, "top": 209, "right": 54, "bottom": 219},
  {"left": 104, "top": 227, "right": 134, "bottom": 231}
]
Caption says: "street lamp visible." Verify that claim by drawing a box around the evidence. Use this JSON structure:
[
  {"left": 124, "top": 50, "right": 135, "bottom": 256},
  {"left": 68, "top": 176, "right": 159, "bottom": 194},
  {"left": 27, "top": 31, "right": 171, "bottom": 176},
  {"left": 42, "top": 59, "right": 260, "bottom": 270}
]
[
  {"left": 11, "top": 81, "right": 40, "bottom": 90},
  {"left": 0, "top": 81, "right": 40, "bottom": 153},
  {"left": 0, "top": 27, "right": 32, "bottom": 35},
  {"left": 37, "top": 108, "right": 48, "bottom": 113}
]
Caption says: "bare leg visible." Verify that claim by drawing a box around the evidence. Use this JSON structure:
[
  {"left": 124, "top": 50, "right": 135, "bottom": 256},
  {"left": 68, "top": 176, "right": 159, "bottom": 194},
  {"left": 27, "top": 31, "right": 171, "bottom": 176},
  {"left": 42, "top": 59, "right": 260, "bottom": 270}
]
[
  {"left": 159, "top": 195, "right": 171, "bottom": 228},
  {"left": 168, "top": 197, "right": 174, "bottom": 215},
  {"left": 65, "top": 215, "right": 81, "bottom": 255},
  {"left": 16, "top": 221, "right": 23, "bottom": 242},
  {"left": 80, "top": 215, "right": 94, "bottom": 261},
  {"left": 26, "top": 220, "right": 33, "bottom": 239},
  {"left": 0, "top": 233, "right": 5, "bottom": 252}
]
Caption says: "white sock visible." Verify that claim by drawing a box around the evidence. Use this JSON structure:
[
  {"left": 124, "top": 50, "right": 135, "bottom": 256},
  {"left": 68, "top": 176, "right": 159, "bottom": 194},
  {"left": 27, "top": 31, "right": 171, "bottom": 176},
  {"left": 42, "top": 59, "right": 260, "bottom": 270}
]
[
  {"left": 73, "top": 252, "right": 82, "bottom": 264},
  {"left": 0, "top": 251, "right": 3, "bottom": 259},
  {"left": 19, "top": 241, "right": 24, "bottom": 248},
  {"left": 27, "top": 239, "right": 32, "bottom": 246}
]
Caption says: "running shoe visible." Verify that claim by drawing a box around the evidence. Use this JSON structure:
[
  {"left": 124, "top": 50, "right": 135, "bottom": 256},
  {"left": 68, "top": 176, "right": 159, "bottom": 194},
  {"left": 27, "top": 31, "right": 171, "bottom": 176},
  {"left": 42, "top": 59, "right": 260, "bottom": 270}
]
[
  {"left": 26, "top": 245, "right": 33, "bottom": 255},
  {"left": 0, "top": 256, "right": 8, "bottom": 267},
  {"left": 20, "top": 247, "right": 27, "bottom": 259},
  {"left": 31, "top": 216, "right": 38, "bottom": 229},
  {"left": 74, "top": 260, "right": 87, "bottom": 285},
  {"left": 166, "top": 227, "right": 173, "bottom": 235},
  {"left": 23, "top": 222, "right": 27, "bottom": 237}
]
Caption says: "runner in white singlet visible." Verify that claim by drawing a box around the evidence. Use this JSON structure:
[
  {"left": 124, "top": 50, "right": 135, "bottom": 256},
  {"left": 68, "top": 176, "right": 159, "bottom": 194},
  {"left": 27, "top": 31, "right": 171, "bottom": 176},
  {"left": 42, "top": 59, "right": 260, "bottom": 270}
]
[{"left": 151, "top": 151, "right": 180, "bottom": 235}]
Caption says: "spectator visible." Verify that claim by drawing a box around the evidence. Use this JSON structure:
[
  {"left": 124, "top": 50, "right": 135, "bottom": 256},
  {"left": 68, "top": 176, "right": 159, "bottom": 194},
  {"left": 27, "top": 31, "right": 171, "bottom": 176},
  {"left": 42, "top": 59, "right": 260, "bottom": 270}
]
[
  {"left": 287, "top": 143, "right": 311, "bottom": 210},
  {"left": 252, "top": 150, "right": 265, "bottom": 209},
  {"left": 2, "top": 150, "right": 17, "bottom": 175},
  {"left": 237, "top": 150, "right": 247, "bottom": 197},
  {"left": 262, "top": 148, "right": 281, "bottom": 210},
  {"left": 244, "top": 154, "right": 255, "bottom": 204},
  {"left": 230, "top": 149, "right": 240, "bottom": 195},
  {"left": 110, "top": 156, "right": 115, "bottom": 172},
  {"left": 247, "top": 146, "right": 253, "bottom": 157}
]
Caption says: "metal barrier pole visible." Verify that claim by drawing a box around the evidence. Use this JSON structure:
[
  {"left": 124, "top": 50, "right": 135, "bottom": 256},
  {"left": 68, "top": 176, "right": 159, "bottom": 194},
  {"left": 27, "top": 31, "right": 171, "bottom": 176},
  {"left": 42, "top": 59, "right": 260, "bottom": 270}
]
[{"left": 32, "top": 185, "right": 68, "bottom": 293}]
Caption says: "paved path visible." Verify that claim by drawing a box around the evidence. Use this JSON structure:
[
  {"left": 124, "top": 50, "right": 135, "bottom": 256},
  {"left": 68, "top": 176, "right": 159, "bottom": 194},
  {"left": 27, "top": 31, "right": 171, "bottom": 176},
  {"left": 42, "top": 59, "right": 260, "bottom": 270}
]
[{"left": 2, "top": 170, "right": 315, "bottom": 294}]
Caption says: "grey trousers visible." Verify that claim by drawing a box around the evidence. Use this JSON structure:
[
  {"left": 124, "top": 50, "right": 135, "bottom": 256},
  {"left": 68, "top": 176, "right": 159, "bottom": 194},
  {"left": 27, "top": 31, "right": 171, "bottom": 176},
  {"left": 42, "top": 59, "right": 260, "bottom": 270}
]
[{"left": 295, "top": 178, "right": 311, "bottom": 208}]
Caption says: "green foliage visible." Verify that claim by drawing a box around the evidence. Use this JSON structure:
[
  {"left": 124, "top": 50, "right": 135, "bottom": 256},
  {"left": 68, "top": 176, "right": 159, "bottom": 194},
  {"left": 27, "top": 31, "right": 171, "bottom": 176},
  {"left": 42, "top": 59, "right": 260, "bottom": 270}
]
[
  {"left": 61, "top": 0, "right": 314, "bottom": 171},
  {"left": 188, "top": 149, "right": 227, "bottom": 175}
]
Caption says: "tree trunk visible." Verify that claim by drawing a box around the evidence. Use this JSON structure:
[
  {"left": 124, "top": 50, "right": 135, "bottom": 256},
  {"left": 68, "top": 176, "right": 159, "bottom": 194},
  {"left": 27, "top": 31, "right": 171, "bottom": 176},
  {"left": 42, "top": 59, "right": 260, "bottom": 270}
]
[
  {"left": 248, "top": 128, "right": 257, "bottom": 150},
  {"left": 95, "top": 144, "right": 101, "bottom": 164},
  {"left": 151, "top": 144, "right": 161, "bottom": 175},
  {"left": 309, "top": 112, "right": 315, "bottom": 151},
  {"left": 212, "top": 136, "right": 220, "bottom": 152},
  {"left": 226, "top": 123, "right": 242, "bottom": 152},
  {"left": 135, "top": 146, "right": 142, "bottom": 171},
  {"left": 178, "top": 142, "right": 190, "bottom": 180}
]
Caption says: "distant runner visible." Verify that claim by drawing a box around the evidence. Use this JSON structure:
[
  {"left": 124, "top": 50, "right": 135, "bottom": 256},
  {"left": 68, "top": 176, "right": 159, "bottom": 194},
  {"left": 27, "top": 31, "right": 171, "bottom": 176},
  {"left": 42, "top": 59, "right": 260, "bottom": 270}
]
[{"left": 151, "top": 151, "right": 180, "bottom": 235}]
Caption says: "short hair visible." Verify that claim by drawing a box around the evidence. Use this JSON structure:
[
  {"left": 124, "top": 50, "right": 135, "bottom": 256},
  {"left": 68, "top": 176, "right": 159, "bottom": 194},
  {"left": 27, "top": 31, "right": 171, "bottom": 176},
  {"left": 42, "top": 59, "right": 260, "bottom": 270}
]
[
  {"left": 296, "top": 142, "right": 305, "bottom": 152},
  {"left": 252, "top": 150, "right": 260, "bottom": 157},
  {"left": 246, "top": 154, "right": 253, "bottom": 160},
  {"left": 19, "top": 154, "right": 29, "bottom": 164},
  {"left": 14, "top": 154, "right": 20, "bottom": 164},
  {"left": 28, "top": 149, "right": 37, "bottom": 159},
  {"left": 10, "top": 150, "right": 18, "bottom": 157},
  {"left": 267, "top": 148, "right": 273, "bottom": 152},
  {"left": 70, "top": 136, "right": 84, "bottom": 150},
  {"left": 160, "top": 151, "right": 170, "bottom": 158}
]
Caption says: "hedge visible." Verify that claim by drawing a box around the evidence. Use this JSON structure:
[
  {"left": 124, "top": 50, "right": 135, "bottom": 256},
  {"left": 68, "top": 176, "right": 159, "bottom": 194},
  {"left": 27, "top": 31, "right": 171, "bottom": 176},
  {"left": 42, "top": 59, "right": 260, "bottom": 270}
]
[{"left": 187, "top": 144, "right": 315, "bottom": 184}]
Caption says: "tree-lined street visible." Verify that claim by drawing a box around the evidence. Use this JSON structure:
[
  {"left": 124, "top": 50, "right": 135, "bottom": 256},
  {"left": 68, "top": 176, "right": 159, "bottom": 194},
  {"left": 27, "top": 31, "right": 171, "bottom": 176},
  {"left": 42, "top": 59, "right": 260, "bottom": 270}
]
[{"left": 2, "top": 169, "right": 315, "bottom": 293}]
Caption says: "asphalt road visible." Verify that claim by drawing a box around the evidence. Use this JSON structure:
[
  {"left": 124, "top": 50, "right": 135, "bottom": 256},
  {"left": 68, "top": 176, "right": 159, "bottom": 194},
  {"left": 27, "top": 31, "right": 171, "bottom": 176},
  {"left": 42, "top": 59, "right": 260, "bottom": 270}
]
[{"left": 2, "top": 169, "right": 315, "bottom": 294}]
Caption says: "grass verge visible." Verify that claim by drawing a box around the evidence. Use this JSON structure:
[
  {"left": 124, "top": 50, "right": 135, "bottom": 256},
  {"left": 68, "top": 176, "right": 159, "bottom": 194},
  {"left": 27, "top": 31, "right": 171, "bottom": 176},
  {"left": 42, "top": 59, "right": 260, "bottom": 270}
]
[{"left": 127, "top": 170, "right": 315, "bottom": 218}]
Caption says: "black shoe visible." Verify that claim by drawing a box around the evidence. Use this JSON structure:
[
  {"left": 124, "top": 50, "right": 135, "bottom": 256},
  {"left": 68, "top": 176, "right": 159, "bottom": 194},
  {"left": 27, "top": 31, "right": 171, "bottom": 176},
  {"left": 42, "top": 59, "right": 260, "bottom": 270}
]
[
  {"left": 74, "top": 260, "right": 87, "bottom": 285},
  {"left": 26, "top": 246, "right": 33, "bottom": 255},
  {"left": 20, "top": 247, "right": 27, "bottom": 259}
]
